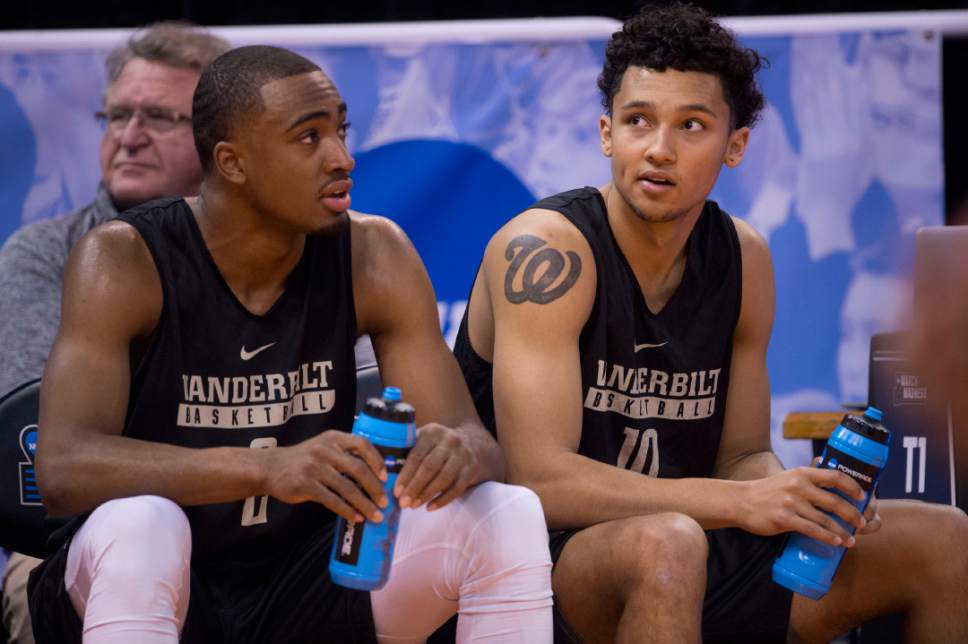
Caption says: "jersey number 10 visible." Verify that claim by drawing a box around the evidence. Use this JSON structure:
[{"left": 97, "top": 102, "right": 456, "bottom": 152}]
[{"left": 617, "top": 427, "right": 659, "bottom": 477}]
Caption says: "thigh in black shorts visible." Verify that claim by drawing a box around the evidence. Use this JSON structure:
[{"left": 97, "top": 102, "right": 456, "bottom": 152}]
[
  {"left": 548, "top": 527, "right": 793, "bottom": 644},
  {"left": 28, "top": 523, "right": 377, "bottom": 644}
]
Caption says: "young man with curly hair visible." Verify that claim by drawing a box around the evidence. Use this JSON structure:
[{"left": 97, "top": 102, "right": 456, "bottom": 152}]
[{"left": 453, "top": 3, "right": 968, "bottom": 642}]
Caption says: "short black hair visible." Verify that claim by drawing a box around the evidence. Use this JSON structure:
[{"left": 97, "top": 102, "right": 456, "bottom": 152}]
[
  {"left": 598, "top": 2, "right": 765, "bottom": 130},
  {"left": 192, "top": 45, "right": 321, "bottom": 173}
]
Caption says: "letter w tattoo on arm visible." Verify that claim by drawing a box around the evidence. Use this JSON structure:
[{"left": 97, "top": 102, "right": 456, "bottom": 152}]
[{"left": 503, "top": 234, "right": 582, "bottom": 304}]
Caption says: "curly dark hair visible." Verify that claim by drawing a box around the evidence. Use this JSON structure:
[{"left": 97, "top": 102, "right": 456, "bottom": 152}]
[{"left": 598, "top": 2, "right": 765, "bottom": 130}]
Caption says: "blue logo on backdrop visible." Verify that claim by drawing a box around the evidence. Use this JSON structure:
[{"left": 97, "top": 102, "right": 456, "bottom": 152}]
[{"left": 352, "top": 139, "right": 535, "bottom": 343}]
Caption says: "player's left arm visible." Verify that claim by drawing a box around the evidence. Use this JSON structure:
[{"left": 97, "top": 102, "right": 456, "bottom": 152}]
[
  {"left": 712, "top": 217, "right": 784, "bottom": 481},
  {"left": 351, "top": 213, "right": 506, "bottom": 511},
  {"left": 714, "top": 218, "right": 880, "bottom": 534}
]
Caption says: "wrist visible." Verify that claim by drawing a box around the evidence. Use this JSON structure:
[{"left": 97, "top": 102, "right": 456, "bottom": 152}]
[
  {"left": 478, "top": 434, "right": 508, "bottom": 484},
  {"left": 724, "top": 479, "right": 751, "bottom": 529},
  {"left": 460, "top": 422, "right": 506, "bottom": 484},
  {"left": 251, "top": 444, "right": 277, "bottom": 496}
]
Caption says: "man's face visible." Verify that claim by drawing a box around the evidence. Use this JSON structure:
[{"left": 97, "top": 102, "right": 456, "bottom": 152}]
[
  {"left": 234, "top": 71, "right": 354, "bottom": 234},
  {"left": 600, "top": 66, "right": 748, "bottom": 223},
  {"left": 99, "top": 58, "right": 203, "bottom": 210}
]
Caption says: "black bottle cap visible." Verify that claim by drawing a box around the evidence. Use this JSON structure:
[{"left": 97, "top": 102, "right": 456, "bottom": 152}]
[
  {"left": 364, "top": 387, "right": 415, "bottom": 424},
  {"left": 841, "top": 410, "right": 891, "bottom": 445}
]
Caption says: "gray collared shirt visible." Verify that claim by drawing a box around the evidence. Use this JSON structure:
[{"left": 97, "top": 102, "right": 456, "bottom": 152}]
[{"left": 0, "top": 184, "right": 117, "bottom": 396}]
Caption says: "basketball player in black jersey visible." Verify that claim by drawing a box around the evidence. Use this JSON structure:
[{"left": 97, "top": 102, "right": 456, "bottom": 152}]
[
  {"left": 28, "top": 46, "right": 553, "bottom": 643},
  {"left": 454, "top": 4, "right": 968, "bottom": 643}
]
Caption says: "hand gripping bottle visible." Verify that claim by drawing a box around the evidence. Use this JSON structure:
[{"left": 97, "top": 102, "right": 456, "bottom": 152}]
[
  {"left": 772, "top": 406, "right": 891, "bottom": 600},
  {"left": 330, "top": 386, "right": 416, "bottom": 590}
]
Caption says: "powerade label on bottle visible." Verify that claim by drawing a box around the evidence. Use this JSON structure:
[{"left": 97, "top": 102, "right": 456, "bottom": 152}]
[
  {"left": 332, "top": 444, "right": 412, "bottom": 567},
  {"left": 382, "top": 445, "right": 411, "bottom": 474},
  {"left": 820, "top": 446, "right": 879, "bottom": 493},
  {"left": 334, "top": 517, "right": 365, "bottom": 566}
]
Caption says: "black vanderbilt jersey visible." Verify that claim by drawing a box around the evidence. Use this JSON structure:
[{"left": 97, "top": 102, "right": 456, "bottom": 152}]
[
  {"left": 455, "top": 187, "right": 742, "bottom": 479},
  {"left": 116, "top": 198, "right": 357, "bottom": 563}
]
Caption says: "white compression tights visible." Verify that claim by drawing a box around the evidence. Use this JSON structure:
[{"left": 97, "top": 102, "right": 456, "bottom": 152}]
[
  {"left": 370, "top": 482, "right": 553, "bottom": 642},
  {"left": 65, "top": 483, "right": 553, "bottom": 643}
]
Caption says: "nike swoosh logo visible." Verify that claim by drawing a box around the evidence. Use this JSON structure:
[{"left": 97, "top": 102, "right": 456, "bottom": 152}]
[
  {"left": 633, "top": 341, "right": 668, "bottom": 352},
  {"left": 240, "top": 342, "right": 277, "bottom": 361}
]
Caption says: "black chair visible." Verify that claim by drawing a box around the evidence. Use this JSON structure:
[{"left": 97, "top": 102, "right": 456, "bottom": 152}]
[
  {"left": 0, "top": 379, "right": 51, "bottom": 558},
  {"left": 354, "top": 337, "right": 384, "bottom": 409}
]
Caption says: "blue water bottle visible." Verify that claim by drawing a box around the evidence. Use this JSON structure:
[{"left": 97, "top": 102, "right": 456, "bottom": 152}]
[
  {"left": 329, "top": 386, "right": 416, "bottom": 590},
  {"left": 772, "top": 406, "right": 891, "bottom": 600}
]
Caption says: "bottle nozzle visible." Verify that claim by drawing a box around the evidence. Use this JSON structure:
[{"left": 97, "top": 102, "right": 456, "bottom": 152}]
[
  {"left": 863, "top": 406, "right": 883, "bottom": 422},
  {"left": 383, "top": 386, "right": 402, "bottom": 402}
]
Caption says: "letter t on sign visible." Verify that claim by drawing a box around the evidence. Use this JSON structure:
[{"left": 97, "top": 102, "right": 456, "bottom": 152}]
[{"left": 903, "top": 436, "right": 927, "bottom": 494}]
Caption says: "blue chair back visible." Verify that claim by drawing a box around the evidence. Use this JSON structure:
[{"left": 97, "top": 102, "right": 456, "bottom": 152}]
[{"left": 0, "top": 379, "right": 54, "bottom": 557}]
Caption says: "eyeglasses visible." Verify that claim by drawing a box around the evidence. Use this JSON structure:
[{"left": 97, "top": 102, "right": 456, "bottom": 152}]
[{"left": 95, "top": 106, "right": 191, "bottom": 134}]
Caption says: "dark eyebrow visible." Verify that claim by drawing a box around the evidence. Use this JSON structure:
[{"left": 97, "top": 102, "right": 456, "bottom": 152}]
[
  {"left": 618, "top": 100, "right": 654, "bottom": 111},
  {"left": 285, "top": 102, "right": 347, "bottom": 132},
  {"left": 618, "top": 100, "right": 719, "bottom": 119},
  {"left": 678, "top": 103, "right": 718, "bottom": 118}
]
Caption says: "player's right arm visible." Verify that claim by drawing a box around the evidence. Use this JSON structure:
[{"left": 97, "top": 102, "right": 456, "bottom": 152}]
[
  {"left": 488, "top": 211, "right": 869, "bottom": 538},
  {"left": 486, "top": 211, "right": 753, "bottom": 530},
  {"left": 37, "top": 221, "right": 386, "bottom": 523}
]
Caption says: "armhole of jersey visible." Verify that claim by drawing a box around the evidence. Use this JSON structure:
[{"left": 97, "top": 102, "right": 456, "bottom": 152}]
[
  {"left": 341, "top": 217, "right": 358, "bottom": 344},
  {"left": 545, "top": 198, "right": 602, "bottom": 335},
  {"left": 458, "top": 257, "right": 489, "bottom": 365},
  {"left": 726, "top": 214, "right": 744, "bottom": 335},
  {"left": 113, "top": 215, "right": 168, "bottom": 396}
]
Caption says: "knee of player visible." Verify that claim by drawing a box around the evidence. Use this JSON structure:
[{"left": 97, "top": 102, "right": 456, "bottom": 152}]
[
  {"left": 89, "top": 495, "right": 191, "bottom": 564},
  {"left": 940, "top": 503, "right": 968, "bottom": 535},
  {"left": 496, "top": 484, "right": 546, "bottom": 523},
  {"left": 615, "top": 513, "right": 707, "bottom": 588},
  {"left": 466, "top": 483, "right": 550, "bottom": 555},
  {"left": 470, "top": 482, "right": 546, "bottom": 524},
  {"left": 884, "top": 502, "right": 968, "bottom": 592},
  {"left": 923, "top": 505, "right": 968, "bottom": 584}
]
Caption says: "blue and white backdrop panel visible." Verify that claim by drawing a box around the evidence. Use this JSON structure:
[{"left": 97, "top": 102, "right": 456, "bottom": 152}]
[{"left": 0, "top": 17, "right": 945, "bottom": 467}]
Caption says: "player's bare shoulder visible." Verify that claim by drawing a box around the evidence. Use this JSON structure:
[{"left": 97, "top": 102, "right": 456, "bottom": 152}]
[
  {"left": 730, "top": 215, "right": 775, "bottom": 340},
  {"left": 730, "top": 215, "right": 774, "bottom": 297},
  {"left": 348, "top": 209, "right": 396, "bottom": 238},
  {"left": 348, "top": 210, "right": 422, "bottom": 283},
  {"left": 348, "top": 210, "right": 437, "bottom": 336},
  {"left": 484, "top": 207, "right": 596, "bottom": 310},
  {"left": 730, "top": 215, "right": 772, "bottom": 271},
  {"left": 63, "top": 219, "right": 162, "bottom": 338},
  {"left": 75, "top": 219, "right": 153, "bottom": 268}
]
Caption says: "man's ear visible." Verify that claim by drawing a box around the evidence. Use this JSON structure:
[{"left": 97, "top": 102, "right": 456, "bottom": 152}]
[
  {"left": 213, "top": 141, "right": 246, "bottom": 186},
  {"left": 600, "top": 113, "right": 613, "bottom": 158},
  {"left": 723, "top": 126, "right": 750, "bottom": 168}
]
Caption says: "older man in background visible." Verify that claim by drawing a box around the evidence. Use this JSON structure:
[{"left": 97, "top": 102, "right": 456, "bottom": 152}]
[{"left": 0, "top": 22, "right": 230, "bottom": 644}]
